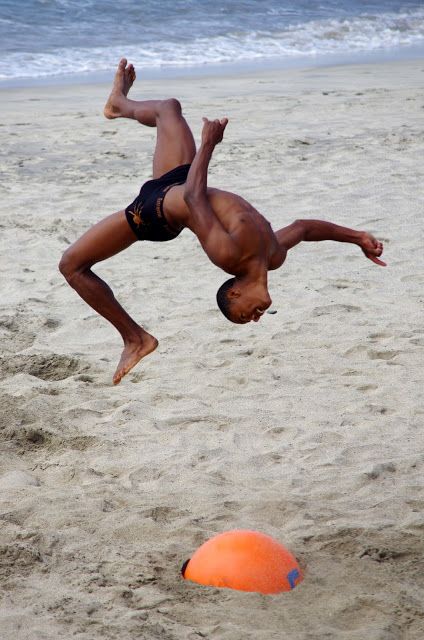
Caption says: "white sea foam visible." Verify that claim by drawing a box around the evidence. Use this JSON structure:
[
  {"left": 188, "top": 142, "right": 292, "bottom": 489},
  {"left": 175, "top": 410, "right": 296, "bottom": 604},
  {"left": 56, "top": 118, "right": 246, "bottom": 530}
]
[{"left": 0, "top": 9, "right": 423, "bottom": 80}]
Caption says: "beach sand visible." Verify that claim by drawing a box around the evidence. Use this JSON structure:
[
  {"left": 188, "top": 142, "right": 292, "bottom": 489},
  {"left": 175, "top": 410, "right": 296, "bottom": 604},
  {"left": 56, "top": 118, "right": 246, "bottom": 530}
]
[{"left": 0, "top": 58, "right": 423, "bottom": 639}]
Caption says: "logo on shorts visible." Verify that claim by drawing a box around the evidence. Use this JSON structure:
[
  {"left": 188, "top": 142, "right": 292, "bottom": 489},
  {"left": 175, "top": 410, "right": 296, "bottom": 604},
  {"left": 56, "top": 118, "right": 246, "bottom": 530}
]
[{"left": 129, "top": 202, "right": 144, "bottom": 227}]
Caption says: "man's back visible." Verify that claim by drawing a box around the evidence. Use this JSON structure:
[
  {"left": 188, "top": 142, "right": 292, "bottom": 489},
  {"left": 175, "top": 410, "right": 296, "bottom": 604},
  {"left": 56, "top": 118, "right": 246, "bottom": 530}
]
[{"left": 163, "top": 183, "right": 284, "bottom": 275}]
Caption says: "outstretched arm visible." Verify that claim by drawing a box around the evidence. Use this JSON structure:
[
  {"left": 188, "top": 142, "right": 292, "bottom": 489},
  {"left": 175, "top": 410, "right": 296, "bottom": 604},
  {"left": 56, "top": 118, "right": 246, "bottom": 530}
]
[
  {"left": 184, "top": 118, "right": 241, "bottom": 271},
  {"left": 184, "top": 118, "right": 227, "bottom": 202},
  {"left": 276, "top": 219, "right": 386, "bottom": 266}
]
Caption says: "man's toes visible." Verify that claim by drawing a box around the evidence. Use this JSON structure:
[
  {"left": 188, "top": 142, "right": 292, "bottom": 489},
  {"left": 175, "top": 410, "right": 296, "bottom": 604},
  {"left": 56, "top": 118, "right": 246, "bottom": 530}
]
[
  {"left": 113, "top": 370, "right": 122, "bottom": 385},
  {"left": 118, "top": 58, "right": 127, "bottom": 71}
]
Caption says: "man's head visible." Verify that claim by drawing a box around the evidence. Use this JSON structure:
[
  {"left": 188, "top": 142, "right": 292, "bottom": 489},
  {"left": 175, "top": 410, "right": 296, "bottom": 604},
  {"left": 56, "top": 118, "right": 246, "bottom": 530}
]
[{"left": 216, "top": 277, "right": 271, "bottom": 324}]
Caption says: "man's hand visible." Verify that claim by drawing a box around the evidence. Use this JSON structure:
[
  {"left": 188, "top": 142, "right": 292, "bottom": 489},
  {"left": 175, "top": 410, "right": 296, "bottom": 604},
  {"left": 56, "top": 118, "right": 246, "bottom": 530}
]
[
  {"left": 201, "top": 117, "right": 228, "bottom": 148},
  {"left": 359, "top": 232, "right": 386, "bottom": 266},
  {"left": 184, "top": 117, "right": 228, "bottom": 206}
]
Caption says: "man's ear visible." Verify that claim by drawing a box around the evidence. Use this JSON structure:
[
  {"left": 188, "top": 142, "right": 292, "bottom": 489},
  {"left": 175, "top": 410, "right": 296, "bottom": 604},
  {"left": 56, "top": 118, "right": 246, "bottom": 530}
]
[{"left": 228, "top": 287, "right": 241, "bottom": 299}]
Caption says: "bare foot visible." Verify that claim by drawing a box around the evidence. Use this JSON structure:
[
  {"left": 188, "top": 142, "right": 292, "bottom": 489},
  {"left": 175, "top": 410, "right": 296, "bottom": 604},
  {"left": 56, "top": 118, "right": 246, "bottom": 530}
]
[
  {"left": 113, "top": 331, "right": 158, "bottom": 385},
  {"left": 104, "top": 58, "right": 136, "bottom": 119}
]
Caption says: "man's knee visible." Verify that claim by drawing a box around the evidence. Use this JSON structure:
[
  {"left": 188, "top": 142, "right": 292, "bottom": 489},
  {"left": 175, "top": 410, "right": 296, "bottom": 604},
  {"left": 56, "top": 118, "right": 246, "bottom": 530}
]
[
  {"left": 59, "top": 249, "right": 86, "bottom": 284},
  {"left": 159, "top": 98, "right": 182, "bottom": 118},
  {"left": 58, "top": 250, "right": 74, "bottom": 281}
]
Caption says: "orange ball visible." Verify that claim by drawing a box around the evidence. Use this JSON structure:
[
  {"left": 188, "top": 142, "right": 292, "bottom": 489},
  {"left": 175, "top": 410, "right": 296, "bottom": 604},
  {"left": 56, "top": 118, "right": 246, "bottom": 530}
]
[{"left": 182, "top": 529, "right": 303, "bottom": 594}]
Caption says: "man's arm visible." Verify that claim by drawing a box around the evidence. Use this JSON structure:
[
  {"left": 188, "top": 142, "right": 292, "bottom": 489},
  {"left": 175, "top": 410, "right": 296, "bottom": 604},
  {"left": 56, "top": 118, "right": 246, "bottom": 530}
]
[
  {"left": 276, "top": 219, "right": 386, "bottom": 266},
  {"left": 184, "top": 118, "right": 241, "bottom": 271}
]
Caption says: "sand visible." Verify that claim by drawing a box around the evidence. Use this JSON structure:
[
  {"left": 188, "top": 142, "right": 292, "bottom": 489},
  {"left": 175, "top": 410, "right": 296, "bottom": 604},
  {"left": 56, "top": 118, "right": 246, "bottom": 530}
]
[{"left": 0, "top": 58, "right": 423, "bottom": 639}]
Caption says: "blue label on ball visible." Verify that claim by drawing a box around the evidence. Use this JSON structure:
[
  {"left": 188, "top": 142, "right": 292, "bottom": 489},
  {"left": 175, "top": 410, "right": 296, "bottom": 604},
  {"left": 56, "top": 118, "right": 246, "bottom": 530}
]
[{"left": 287, "top": 568, "right": 300, "bottom": 590}]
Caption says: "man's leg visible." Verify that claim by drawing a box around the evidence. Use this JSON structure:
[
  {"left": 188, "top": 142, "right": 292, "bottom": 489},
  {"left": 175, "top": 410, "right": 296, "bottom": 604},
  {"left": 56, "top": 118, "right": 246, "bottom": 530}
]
[
  {"left": 103, "top": 58, "right": 196, "bottom": 177},
  {"left": 59, "top": 211, "right": 158, "bottom": 385},
  {"left": 60, "top": 59, "right": 196, "bottom": 384}
]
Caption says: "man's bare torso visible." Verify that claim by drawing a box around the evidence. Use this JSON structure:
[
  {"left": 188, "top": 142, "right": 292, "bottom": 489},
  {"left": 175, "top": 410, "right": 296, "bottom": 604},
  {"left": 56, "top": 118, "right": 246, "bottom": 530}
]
[{"left": 163, "top": 184, "right": 284, "bottom": 273}]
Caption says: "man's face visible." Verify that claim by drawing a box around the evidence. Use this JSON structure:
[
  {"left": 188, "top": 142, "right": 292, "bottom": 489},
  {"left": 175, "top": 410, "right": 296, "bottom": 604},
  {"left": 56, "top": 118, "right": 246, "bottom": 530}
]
[{"left": 228, "top": 290, "right": 272, "bottom": 324}]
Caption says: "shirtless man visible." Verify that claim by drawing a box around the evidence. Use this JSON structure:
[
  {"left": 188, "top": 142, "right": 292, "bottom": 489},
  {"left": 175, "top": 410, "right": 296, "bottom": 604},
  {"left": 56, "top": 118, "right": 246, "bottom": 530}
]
[{"left": 59, "top": 59, "right": 386, "bottom": 385}]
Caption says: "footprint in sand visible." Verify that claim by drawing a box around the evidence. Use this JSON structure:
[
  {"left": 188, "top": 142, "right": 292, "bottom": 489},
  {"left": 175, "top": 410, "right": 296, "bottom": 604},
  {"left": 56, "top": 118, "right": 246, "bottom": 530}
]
[
  {"left": 43, "top": 318, "right": 61, "bottom": 331},
  {"left": 359, "top": 546, "right": 403, "bottom": 562},
  {"left": 0, "top": 353, "right": 82, "bottom": 381},
  {"left": 367, "top": 349, "right": 400, "bottom": 361},
  {"left": 141, "top": 506, "right": 186, "bottom": 524},
  {"left": 365, "top": 404, "right": 394, "bottom": 415},
  {"left": 0, "top": 314, "right": 36, "bottom": 353},
  {"left": 343, "top": 345, "right": 367, "bottom": 359},
  {"left": 67, "top": 435, "right": 98, "bottom": 451},
  {"left": 313, "top": 303, "right": 361, "bottom": 317},
  {"left": 364, "top": 461, "right": 396, "bottom": 480},
  {"left": 4, "top": 426, "right": 57, "bottom": 452},
  {"left": 367, "top": 331, "right": 393, "bottom": 341},
  {"left": 249, "top": 451, "right": 283, "bottom": 465},
  {"left": 1, "top": 542, "right": 42, "bottom": 578},
  {"left": 343, "top": 346, "right": 400, "bottom": 361},
  {"left": 75, "top": 374, "right": 95, "bottom": 383},
  {"left": 128, "top": 466, "right": 164, "bottom": 487},
  {"left": 355, "top": 383, "right": 378, "bottom": 393},
  {"left": 320, "top": 279, "right": 351, "bottom": 291}
]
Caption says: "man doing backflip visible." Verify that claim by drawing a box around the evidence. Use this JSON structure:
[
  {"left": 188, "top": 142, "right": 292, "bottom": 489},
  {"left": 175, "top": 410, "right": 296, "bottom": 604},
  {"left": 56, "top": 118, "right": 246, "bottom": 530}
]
[{"left": 59, "top": 59, "right": 385, "bottom": 385}]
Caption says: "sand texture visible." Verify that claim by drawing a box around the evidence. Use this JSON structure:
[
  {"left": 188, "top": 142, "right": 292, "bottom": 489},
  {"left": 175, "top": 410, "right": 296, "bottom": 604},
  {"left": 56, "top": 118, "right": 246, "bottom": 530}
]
[{"left": 0, "top": 59, "right": 424, "bottom": 639}]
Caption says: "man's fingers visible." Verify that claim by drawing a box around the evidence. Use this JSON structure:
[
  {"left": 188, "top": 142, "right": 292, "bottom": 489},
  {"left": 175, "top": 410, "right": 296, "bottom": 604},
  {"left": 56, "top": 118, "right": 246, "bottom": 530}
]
[
  {"left": 201, "top": 116, "right": 228, "bottom": 145},
  {"left": 202, "top": 116, "right": 228, "bottom": 127},
  {"left": 367, "top": 254, "right": 387, "bottom": 266}
]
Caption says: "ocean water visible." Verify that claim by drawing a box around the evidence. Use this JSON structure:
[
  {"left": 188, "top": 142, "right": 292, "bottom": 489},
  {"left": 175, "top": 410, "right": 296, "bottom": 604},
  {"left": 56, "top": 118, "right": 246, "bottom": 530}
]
[{"left": 0, "top": 0, "right": 423, "bottom": 85}]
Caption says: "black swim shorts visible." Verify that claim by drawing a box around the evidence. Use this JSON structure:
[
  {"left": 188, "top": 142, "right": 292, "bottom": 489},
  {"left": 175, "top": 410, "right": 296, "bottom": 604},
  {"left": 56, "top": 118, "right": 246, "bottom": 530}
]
[{"left": 125, "top": 164, "right": 191, "bottom": 242}]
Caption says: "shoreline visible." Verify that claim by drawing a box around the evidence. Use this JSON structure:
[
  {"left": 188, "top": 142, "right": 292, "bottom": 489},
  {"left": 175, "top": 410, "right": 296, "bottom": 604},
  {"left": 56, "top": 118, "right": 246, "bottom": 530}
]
[
  {"left": 1, "top": 57, "right": 424, "bottom": 104},
  {"left": 1, "top": 43, "right": 423, "bottom": 90}
]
